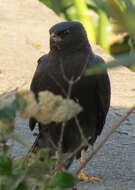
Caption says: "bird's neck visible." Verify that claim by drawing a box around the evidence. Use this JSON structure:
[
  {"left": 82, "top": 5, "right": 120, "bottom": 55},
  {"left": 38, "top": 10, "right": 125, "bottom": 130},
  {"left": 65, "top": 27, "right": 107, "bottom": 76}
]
[{"left": 48, "top": 42, "right": 92, "bottom": 80}]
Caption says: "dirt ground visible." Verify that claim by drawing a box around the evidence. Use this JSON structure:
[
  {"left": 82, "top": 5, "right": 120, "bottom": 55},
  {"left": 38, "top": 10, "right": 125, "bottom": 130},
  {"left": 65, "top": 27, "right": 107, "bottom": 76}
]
[{"left": 0, "top": 1, "right": 135, "bottom": 190}]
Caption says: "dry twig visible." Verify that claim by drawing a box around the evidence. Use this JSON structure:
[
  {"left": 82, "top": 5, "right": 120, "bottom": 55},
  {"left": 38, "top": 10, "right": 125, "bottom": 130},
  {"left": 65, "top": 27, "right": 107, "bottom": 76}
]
[{"left": 74, "top": 105, "right": 135, "bottom": 175}]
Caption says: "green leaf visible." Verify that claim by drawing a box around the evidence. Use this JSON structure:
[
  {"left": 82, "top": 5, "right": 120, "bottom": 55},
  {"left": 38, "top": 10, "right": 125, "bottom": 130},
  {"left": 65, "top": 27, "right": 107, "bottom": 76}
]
[
  {"left": 4, "top": 172, "right": 26, "bottom": 190},
  {"left": 0, "top": 106, "right": 16, "bottom": 122},
  {"left": 85, "top": 53, "right": 135, "bottom": 76},
  {"left": 0, "top": 176, "right": 7, "bottom": 190},
  {"left": 13, "top": 94, "right": 25, "bottom": 112},
  {"left": 61, "top": 0, "right": 73, "bottom": 7},
  {"left": 16, "top": 182, "right": 28, "bottom": 190},
  {"left": 0, "top": 93, "right": 25, "bottom": 122},
  {"left": 38, "top": 148, "right": 49, "bottom": 160},
  {"left": 74, "top": 0, "right": 96, "bottom": 43},
  {"left": 49, "top": 171, "right": 77, "bottom": 189},
  {"left": 52, "top": 187, "right": 62, "bottom": 190},
  {"left": 97, "top": 9, "right": 110, "bottom": 52},
  {"left": 26, "top": 162, "right": 50, "bottom": 179},
  {"left": 13, "top": 158, "right": 24, "bottom": 170},
  {"left": 39, "top": 0, "right": 63, "bottom": 15},
  {"left": 0, "top": 155, "right": 12, "bottom": 175}
]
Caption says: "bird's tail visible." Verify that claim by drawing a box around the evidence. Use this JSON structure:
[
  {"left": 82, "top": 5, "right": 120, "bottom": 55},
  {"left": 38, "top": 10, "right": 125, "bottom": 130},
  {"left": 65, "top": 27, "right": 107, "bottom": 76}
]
[
  {"left": 22, "top": 134, "right": 41, "bottom": 168},
  {"left": 28, "top": 134, "right": 40, "bottom": 153}
]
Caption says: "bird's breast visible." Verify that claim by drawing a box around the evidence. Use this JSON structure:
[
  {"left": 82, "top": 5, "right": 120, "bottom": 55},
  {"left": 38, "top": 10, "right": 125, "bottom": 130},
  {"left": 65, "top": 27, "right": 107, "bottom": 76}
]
[{"left": 41, "top": 52, "right": 90, "bottom": 96}]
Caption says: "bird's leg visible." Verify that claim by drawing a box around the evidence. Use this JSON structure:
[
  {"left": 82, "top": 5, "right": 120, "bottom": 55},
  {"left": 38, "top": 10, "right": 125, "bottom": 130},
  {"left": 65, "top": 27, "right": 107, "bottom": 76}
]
[
  {"left": 80, "top": 149, "right": 86, "bottom": 167},
  {"left": 77, "top": 149, "right": 102, "bottom": 182},
  {"left": 54, "top": 151, "right": 62, "bottom": 171}
]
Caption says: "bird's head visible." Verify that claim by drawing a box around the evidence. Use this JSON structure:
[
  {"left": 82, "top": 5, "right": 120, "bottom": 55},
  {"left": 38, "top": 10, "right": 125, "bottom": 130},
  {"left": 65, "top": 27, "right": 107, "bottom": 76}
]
[{"left": 49, "top": 21, "right": 90, "bottom": 52}]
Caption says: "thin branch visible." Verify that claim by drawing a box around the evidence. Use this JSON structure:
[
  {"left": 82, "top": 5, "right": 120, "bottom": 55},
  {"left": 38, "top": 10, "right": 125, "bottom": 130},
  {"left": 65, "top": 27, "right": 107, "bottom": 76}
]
[
  {"left": 26, "top": 55, "right": 90, "bottom": 170},
  {"left": 58, "top": 122, "right": 66, "bottom": 155},
  {"left": 74, "top": 105, "right": 135, "bottom": 175},
  {"left": 57, "top": 58, "right": 89, "bottom": 152},
  {"left": 57, "top": 76, "right": 75, "bottom": 165},
  {"left": 60, "top": 54, "right": 89, "bottom": 85},
  {"left": 67, "top": 80, "right": 74, "bottom": 98},
  {"left": 57, "top": 57, "right": 90, "bottom": 166},
  {"left": 57, "top": 76, "right": 75, "bottom": 152},
  {"left": 60, "top": 63, "right": 71, "bottom": 84},
  {"left": 50, "top": 75, "right": 67, "bottom": 96},
  {"left": 48, "top": 136, "right": 58, "bottom": 150},
  {"left": 74, "top": 116, "right": 89, "bottom": 146},
  {"left": 28, "top": 134, "right": 40, "bottom": 153},
  {"left": 64, "top": 142, "right": 85, "bottom": 162}
]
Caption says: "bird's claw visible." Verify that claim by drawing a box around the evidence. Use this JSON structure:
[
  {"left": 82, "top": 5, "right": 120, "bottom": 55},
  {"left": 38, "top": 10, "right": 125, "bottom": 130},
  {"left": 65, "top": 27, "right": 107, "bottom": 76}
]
[{"left": 77, "top": 171, "right": 102, "bottom": 182}]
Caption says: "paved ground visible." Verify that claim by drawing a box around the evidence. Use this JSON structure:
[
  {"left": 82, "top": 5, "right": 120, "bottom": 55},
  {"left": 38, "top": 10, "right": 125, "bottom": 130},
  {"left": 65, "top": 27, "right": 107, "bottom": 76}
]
[
  {"left": 0, "top": 1, "right": 135, "bottom": 190},
  {"left": 13, "top": 106, "right": 135, "bottom": 190}
]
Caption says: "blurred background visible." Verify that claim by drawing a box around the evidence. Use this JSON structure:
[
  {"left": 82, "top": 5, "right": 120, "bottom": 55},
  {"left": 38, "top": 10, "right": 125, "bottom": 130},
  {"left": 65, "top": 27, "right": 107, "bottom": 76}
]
[
  {"left": 1, "top": 0, "right": 135, "bottom": 95},
  {"left": 39, "top": 0, "right": 135, "bottom": 57},
  {"left": 0, "top": 2, "right": 135, "bottom": 190}
]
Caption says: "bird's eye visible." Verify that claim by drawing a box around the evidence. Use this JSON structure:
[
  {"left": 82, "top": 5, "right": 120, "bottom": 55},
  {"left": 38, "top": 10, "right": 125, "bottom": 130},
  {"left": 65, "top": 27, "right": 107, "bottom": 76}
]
[
  {"left": 58, "top": 29, "right": 70, "bottom": 36},
  {"left": 63, "top": 29, "right": 70, "bottom": 35}
]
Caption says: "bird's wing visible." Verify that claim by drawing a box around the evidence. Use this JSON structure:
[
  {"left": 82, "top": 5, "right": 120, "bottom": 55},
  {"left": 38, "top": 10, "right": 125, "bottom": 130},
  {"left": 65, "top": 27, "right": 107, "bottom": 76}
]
[
  {"left": 29, "top": 54, "right": 49, "bottom": 131},
  {"left": 91, "top": 55, "right": 111, "bottom": 136},
  {"left": 30, "top": 54, "right": 49, "bottom": 93}
]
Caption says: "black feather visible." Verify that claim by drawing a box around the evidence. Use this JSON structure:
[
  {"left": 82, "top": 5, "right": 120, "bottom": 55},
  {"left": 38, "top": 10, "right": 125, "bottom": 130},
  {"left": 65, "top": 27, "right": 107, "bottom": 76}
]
[{"left": 29, "top": 21, "right": 111, "bottom": 166}]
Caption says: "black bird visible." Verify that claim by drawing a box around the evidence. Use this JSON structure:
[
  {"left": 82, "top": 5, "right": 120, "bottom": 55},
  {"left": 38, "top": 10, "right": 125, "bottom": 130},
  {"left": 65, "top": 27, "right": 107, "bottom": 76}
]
[{"left": 29, "top": 21, "right": 111, "bottom": 179}]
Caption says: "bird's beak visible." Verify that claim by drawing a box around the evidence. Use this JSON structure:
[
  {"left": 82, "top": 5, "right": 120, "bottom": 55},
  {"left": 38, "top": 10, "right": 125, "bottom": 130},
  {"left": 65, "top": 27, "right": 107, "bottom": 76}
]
[{"left": 50, "top": 33, "right": 61, "bottom": 43}]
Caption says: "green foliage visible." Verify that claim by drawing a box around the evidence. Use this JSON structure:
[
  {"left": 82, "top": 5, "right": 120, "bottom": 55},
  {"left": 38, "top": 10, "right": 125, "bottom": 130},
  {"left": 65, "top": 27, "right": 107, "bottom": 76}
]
[
  {"left": 0, "top": 91, "right": 78, "bottom": 190},
  {"left": 2, "top": 173, "right": 26, "bottom": 190},
  {"left": 38, "top": 0, "right": 110, "bottom": 50},
  {"left": 73, "top": 0, "right": 96, "bottom": 43},
  {"left": 0, "top": 143, "right": 77, "bottom": 190},
  {"left": 39, "top": 0, "right": 63, "bottom": 16},
  {"left": 48, "top": 171, "right": 77, "bottom": 189},
  {"left": 39, "top": 0, "right": 73, "bottom": 20},
  {"left": 92, "top": 0, "right": 135, "bottom": 71},
  {"left": 85, "top": 53, "right": 135, "bottom": 76},
  {"left": 1, "top": 2, "right": 135, "bottom": 188},
  {"left": 94, "top": 0, "right": 135, "bottom": 35},
  {"left": 96, "top": 9, "right": 109, "bottom": 51},
  {"left": 0, "top": 155, "right": 12, "bottom": 175},
  {"left": 38, "top": 0, "right": 135, "bottom": 55},
  {"left": 0, "top": 93, "right": 25, "bottom": 122}
]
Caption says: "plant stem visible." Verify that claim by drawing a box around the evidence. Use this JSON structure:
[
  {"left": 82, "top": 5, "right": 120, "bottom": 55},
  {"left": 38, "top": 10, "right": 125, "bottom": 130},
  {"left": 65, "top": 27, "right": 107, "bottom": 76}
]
[
  {"left": 75, "top": 105, "right": 135, "bottom": 175},
  {"left": 73, "top": 0, "right": 96, "bottom": 43},
  {"left": 97, "top": 9, "right": 109, "bottom": 52}
]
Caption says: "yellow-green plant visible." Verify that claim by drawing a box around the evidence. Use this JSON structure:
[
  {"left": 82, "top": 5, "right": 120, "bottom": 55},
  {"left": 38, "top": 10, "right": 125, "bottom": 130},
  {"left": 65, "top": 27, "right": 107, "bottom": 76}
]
[
  {"left": 0, "top": 91, "right": 80, "bottom": 190},
  {"left": 39, "top": 0, "right": 110, "bottom": 51}
]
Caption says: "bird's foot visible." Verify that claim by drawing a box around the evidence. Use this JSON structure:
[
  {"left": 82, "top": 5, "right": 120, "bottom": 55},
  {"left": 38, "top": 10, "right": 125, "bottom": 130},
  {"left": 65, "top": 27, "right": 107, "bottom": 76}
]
[{"left": 77, "top": 171, "right": 102, "bottom": 182}]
